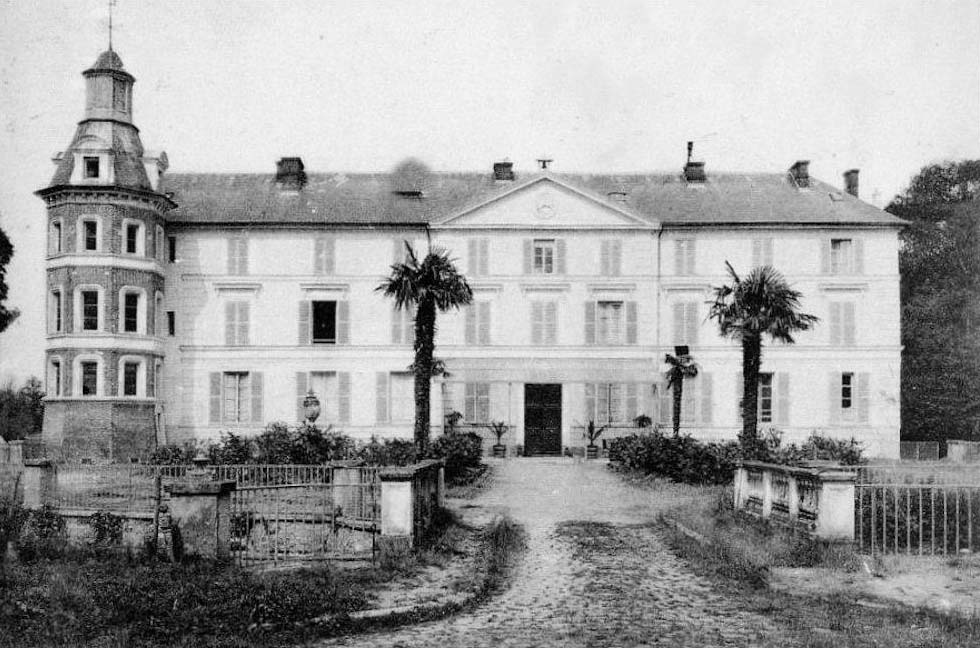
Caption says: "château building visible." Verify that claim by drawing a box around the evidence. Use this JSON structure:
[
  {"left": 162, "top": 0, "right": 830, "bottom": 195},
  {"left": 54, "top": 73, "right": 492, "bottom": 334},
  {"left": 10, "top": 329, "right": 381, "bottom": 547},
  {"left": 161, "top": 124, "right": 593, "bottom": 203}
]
[{"left": 39, "top": 50, "right": 905, "bottom": 460}]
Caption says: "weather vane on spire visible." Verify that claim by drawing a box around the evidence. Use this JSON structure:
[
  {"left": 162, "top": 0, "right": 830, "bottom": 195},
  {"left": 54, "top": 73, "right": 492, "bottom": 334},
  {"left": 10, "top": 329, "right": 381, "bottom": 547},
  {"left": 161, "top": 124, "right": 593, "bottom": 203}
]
[{"left": 108, "top": 0, "right": 117, "bottom": 51}]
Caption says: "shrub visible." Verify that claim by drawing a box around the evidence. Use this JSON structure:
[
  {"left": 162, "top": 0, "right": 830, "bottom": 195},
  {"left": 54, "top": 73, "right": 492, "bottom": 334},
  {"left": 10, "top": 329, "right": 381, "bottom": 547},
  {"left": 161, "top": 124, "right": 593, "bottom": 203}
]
[
  {"left": 355, "top": 436, "right": 418, "bottom": 466},
  {"left": 209, "top": 431, "right": 252, "bottom": 464},
  {"left": 428, "top": 432, "right": 482, "bottom": 482},
  {"left": 0, "top": 377, "right": 44, "bottom": 441},
  {"left": 147, "top": 442, "right": 197, "bottom": 465},
  {"left": 88, "top": 510, "right": 123, "bottom": 546},
  {"left": 0, "top": 482, "right": 26, "bottom": 566},
  {"left": 17, "top": 504, "right": 67, "bottom": 561},
  {"left": 609, "top": 431, "right": 740, "bottom": 485}
]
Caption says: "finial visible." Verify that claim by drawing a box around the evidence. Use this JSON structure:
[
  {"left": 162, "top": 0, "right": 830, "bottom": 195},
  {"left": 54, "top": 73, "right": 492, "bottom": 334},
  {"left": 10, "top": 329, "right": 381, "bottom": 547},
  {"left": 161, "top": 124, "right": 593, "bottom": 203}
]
[{"left": 108, "top": 0, "right": 116, "bottom": 51}]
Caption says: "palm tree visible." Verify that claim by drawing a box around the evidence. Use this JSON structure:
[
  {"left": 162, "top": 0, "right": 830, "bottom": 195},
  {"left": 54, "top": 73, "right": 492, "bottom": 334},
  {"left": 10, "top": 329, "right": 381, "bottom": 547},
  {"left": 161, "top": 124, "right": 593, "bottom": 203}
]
[
  {"left": 377, "top": 242, "right": 473, "bottom": 453},
  {"left": 708, "top": 262, "right": 818, "bottom": 456},
  {"left": 664, "top": 353, "right": 699, "bottom": 436}
]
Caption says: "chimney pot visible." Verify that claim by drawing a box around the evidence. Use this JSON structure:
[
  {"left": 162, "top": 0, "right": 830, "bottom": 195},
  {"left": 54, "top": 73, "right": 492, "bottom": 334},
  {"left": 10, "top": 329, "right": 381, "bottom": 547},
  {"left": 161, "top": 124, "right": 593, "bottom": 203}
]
[
  {"left": 493, "top": 160, "right": 515, "bottom": 181},
  {"left": 683, "top": 161, "right": 706, "bottom": 183},
  {"left": 844, "top": 169, "right": 860, "bottom": 198},
  {"left": 276, "top": 157, "right": 307, "bottom": 190},
  {"left": 789, "top": 160, "right": 810, "bottom": 188},
  {"left": 536, "top": 158, "right": 553, "bottom": 170}
]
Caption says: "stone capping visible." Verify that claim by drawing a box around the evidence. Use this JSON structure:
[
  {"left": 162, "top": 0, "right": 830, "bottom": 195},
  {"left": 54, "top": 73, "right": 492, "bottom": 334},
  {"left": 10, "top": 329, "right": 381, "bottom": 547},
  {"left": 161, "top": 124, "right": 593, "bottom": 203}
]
[
  {"left": 379, "top": 458, "right": 445, "bottom": 482},
  {"left": 736, "top": 459, "right": 857, "bottom": 482},
  {"left": 166, "top": 480, "right": 237, "bottom": 496}
]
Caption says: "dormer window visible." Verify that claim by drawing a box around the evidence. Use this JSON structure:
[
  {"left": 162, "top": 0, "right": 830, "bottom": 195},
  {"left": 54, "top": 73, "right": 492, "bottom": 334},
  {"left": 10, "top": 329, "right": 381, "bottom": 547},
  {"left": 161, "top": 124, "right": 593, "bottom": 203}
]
[{"left": 84, "top": 157, "right": 100, "bottom": 179}]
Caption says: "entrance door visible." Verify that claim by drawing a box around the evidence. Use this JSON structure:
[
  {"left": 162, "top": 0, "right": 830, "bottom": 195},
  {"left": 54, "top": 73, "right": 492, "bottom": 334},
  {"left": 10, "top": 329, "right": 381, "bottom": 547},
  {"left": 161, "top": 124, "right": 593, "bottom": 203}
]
[{"left": 524, "top": 384, "right": 562, "bottom": 456}]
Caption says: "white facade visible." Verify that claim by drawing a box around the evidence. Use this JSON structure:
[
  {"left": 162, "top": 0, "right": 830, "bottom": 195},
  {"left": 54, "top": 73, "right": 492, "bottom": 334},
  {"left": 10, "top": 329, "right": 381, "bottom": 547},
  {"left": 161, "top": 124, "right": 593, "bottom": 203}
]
[{"left": 159, "top": 176, "right": 902, "bottom": 458}]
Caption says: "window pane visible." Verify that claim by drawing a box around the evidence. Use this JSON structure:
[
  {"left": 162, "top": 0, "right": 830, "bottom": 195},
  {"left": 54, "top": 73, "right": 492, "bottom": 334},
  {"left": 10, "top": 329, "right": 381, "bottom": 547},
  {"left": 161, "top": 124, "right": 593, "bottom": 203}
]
[
  {"left": 167, "top": 311, "right": 175, "bottom": 336},
  {"left": 124, "top": 293, "right": 139, "bottom": 332},
  {"left": 84, "top": 221, "right": 98, "bottom": 251},
  {"left": 312, "top": 301, "right": 337, "bottom": 343},
  {"left": 126, "top": 224, "right": 139, "bottom": 254},
  {"left": 533, "top": 240, "right": 555, "bottom": 274},
  {"left": 598, "top": 302, "right": 623, "bottom": 344},
  {"left": 841, "top": 373, "right": 853, "bottom": 409},
  {"left": 123, "top": 362, "right": 139, "bottom": 396},
  {"left": 81, "top": 362, "right": 97, "bottom": 395},
  {"left": 82, "top": 291, "right": 99, "bottom": 330},
  {"left": 50, "top": 222, "right": 62, "bottom": 253},
  {"left": 758, "top": 373, "right": 773, "bottom": 423},
  {"left": 84, "top": 157, "right": 99, "bottom": 178},
  {"left": 390, "top": 373, "right": 414, "bottom": 422}
]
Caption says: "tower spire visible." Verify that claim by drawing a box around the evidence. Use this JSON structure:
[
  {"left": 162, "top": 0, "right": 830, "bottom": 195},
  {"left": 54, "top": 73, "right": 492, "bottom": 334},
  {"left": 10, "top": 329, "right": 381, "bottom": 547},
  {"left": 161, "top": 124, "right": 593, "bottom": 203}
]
[{"left": 108, "top": 0, "right": 116, "bottom": 51}]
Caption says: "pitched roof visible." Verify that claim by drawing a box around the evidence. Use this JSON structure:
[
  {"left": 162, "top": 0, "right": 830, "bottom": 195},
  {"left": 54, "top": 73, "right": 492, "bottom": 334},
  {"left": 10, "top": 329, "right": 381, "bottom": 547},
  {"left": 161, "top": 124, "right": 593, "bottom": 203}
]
[{"left": 161, "top": 169, "right": 905, "bottom": 228}]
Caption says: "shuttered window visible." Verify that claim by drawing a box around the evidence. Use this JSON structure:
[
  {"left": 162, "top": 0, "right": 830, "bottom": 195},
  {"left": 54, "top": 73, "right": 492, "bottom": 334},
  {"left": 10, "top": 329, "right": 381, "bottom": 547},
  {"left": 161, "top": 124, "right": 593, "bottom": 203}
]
[
  {"left": 600, "top": 240, "right": 622, "bottom": 276},
  {"left": 531, "top": 301, "right": 558, "bottom": 345},
  {"left": 672, "top": 302, "right": 699, "bottom": 346},
  {"left": 389, "top": 373, "right": 414, "bottom": 423},
  {"left": 586, "top": 301, "right": 637, "bottom": 345},
  {"left": 299, "top": 300, "right": 349, "bottom": 345},
  {"left": 465, "top": 301, "right": 491, "bottom": 345},
  {"left": 585, "top": 383, "right": 639, "bottom": 424},
  {"left": 674, "top": 239, "right": 695, "bottom": 275},
  {"left": 227, "top": 237, "right": 248, "bottom": 275},
  {"left": 392, "top": 306, "right": 415, "bottom": 345},
  {"left": 296, "top": 371, "right": 339, "bottom": 423},
  {"left": 829, "top": 301, "right": 856, "bottom": 346},
  {"left": 468, "top": 239, "right": 489, "bottom": 276},
  {"left": 211, "top": 371, "right": 263, "bottom": 424},
  {"left": 758, "top": 373, "right": 774, "bottom": 423},
  {"left": 751, "top": 238, "right": 774, "bottom": 268},
  {"left": 224, "top": 301, "right": 250, "bottom": 345},
  {"left": 314, "top": 237, "right": 335, "bottom": 274},
  {"left": 525, "top": 239, "right": 565, "bottom": 275},
  {"left": 464, "top": 382, "right": 491, "bottom": 423},
  {"left": 832, "top": 371, "right": 869, "bottom": 424},
  {"left": 823, "top": 238, "right": 864, "bottom": 275}
]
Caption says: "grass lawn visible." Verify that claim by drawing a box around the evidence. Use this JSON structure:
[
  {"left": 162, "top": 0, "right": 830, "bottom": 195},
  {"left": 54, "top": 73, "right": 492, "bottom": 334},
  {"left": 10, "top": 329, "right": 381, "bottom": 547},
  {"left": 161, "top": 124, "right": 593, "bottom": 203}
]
[{"left": 660, "top": 486, "right": 980, "bottom": 647}]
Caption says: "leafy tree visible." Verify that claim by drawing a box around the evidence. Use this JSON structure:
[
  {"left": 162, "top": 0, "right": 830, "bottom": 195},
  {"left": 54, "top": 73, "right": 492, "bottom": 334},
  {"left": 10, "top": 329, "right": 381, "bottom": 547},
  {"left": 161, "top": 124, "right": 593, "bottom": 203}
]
[
  {"left": 709, "top": 263, "right": 818, "bottom": 457},
  {"left": 664, "top": 352, "right": 698, "bottom": 436},
  {"left": 0, "top": 227, "right": 19, "bottom": 334},
  {"left": 377, "top": 242, "right": 472, "bottom": 453},
  {"left": 0, "top": 377, "right": 44, "bottom": 441},
  {"left": 888, "top": 160, "right": 980, "bottom": 440}
]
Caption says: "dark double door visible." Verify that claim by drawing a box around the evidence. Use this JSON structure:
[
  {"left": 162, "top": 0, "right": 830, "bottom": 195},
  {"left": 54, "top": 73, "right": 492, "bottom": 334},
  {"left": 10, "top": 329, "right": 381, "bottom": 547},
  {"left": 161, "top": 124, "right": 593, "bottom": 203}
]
[{"left": 524, "top": 384, "right": 562, "bottom": 456}]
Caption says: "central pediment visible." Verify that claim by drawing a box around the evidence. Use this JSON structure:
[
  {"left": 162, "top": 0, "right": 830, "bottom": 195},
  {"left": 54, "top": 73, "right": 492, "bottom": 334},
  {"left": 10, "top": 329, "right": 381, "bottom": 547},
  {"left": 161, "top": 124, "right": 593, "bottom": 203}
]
[{"left": 432, "top": 176, "right": 657, "bottom": 230}]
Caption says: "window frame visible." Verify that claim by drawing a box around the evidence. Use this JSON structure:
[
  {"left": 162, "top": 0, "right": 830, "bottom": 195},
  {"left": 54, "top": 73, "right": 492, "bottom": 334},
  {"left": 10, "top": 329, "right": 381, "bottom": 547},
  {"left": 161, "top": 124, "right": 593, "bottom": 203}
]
[
  {"left": 117, "top": 355, "right": 147, "bottom": 397},
  {"left": 532, "top": 239, "right": 556, "bottom": 275},
  {"left": 830, "top": 238, "right": 854, "bottom": 274},
  {"left": 73, "top": 354, "right": 104, "bottom": 397},
  {"left": 47, "top": 356, "right": 63, "bottom": 397},
  {"left": 168, "top": 236, "right": 177, "bottom": 263},
  {"left": 74, "top": 285, "right": 104, "bottom": 333},
  {"left": 48, "top": 288, "right": 63, "bottom": 334},
  {"left": 464, "top": 381, "right": 491, "bottom": 424},
  {"left": 78, "top": 216, "right": 102, "bottom": 253},
  {"left": 167, "top": 311, "right": 175, "bottom": 336},
  {"left": 758, "top": 373, "right": 774, "bottom": 423},
  {"left": 117, "top": 287, "right": 147, "bottom": 335},
  {"left": 83, "top": 156, "right": 100, "bottom": 179},
  {"left": 840, "top": 372, "right": 854, "bottom": 417},
  {"left": 221, "top": 371, "right": 251, "bottom": 423},
  {"left": 122, "top": 219, "right": 145, "bottom": 256},
  {"left": 312, "top": 300, "right": 338, "bottom": 344},
  {"left": 388, "top": 372, "right": 415, "bottom": 423},
  {"left": 49, "top": 219, "right": 63, "bottom": 255},
  {"left": 597, "top": 301, "right": 625, "bottom": 345}
]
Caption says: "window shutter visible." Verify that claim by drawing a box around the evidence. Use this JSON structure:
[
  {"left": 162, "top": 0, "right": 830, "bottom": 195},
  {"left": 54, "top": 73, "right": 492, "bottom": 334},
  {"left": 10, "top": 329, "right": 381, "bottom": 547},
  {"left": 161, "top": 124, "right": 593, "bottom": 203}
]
[
  {"left": 820, "top": 240, "right": 831, "bottom": 274},
  {"left": 392, "top": 306, "right": 402, "bottom": 344},
  {"left": 751, "top": 239, "right": 762, "bottom": 268},
  {"left": 531, "top": 302, "right": 542, "bottom": 344},
  {"left": 556, "top": 239, "right": 567, "bottom": 274},
  {"left": 626, "top": 383, "right": 638, "bottom": 421},
  {"left": 296, "top": 372, "right": 308, "bottom": 423},
  {"left": 479, "top": 302, "right": 491, "bottom": 345},
  {"left": 545, "top": 302, "right": 557, "bottom": 344},
  {"left": 674, "top": 240, "right": 684, "bottom": 275},
  {"left": 336, "top": 301, "right": 350, "bottom": 344},
  {"left": 298, "top": 301, "right": 311, "bottom": 344},
  {"left": 854, "top": 239, "right": 865, "bottom": 274},
  {"left": 225, "top": 302, "right": 236, "bottom": 345},
  {"left": 828, "top": 372, "right": 840, "bottom": 424},
  {"left": 584, "top": 383, "right": 596, "bottom": 422},
  {"left": 700, "top": 373, "right": 713, "bottom": 425},
  {"left": 829, "top": 302, "right": 842, "bottom": 345},
  {"left": 464, "top": 382, "right": 476, "bottom": 421},
  {"left": 584, "top": 301, "right": 596, "bottom": 345},
  {"left": 673, "top": 303, "right": 685, "bottom": 344},
  {"left": 775, "top": 373, "right": 789, "bottom": 426},
  {"left": 250, "top": 372, "right": 263, "bottom": 423},
  {"left": 238, "top": 302, "right": 250, "bottom": 345},
  {"left": 523, "top": 240, "right": 532, "bottom": 274},
  {"left": 597, "top": 383, "right": 610, "bottom": 424},
  {"left": 209, "top": 372, "right": 221, "bottom": 423},
  {"left": 843, "top": 302, "right": 856, "bottom": 346},
  {"left": 467, "top": 239, "right": 477, "bottom": 276},
  {"left": 465, "top": 305, "right": 476, "bottom": 344},
  {"left": 735, "top": 372, "right": 744, "bottom": 423},
  {"left": 686, "top": 302, "right": 700, "bottom": 345},
  {"left": 600, "top": 241, "right": 610, "bottom": 276},
  {"left": 478, "top": 383, "right": 490, "bottom": 422},
  {"left": 479, "top": 239, "right": 489, "bottom": 275},
  {"left": 338, "top": 372, "right": 351, "bottom": 423},
  {"left": 612, "top": 240, "right": 622, "bottom": 276},
  {"left": 626, "top": 301, "right": 638, "bottom": 344},
  {"left": 376, "top": 372, "right": 389, "bottom": 424},
  {"left": 239, "top": 238, "right": 249, "bottom": 275},
  {"left": 857, "top": 372, "right": 870, "bottom": 423}
]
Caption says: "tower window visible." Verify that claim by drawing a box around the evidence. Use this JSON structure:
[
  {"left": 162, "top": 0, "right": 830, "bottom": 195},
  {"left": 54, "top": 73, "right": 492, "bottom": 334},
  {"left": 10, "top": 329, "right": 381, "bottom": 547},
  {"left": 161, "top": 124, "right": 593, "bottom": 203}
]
[
  {"left": 48, "top": 358, "right": 62, "bottom": 397},
  {"left": 123, "top": 362, "right": 140, "bottom": 396},
  {"left": 49, "top": 221, "right": 63, "bottom": 254},
  {"left": 84, "top": 157, "right": 100, "bottom": 179},
  {"left": 167, "top": 311, "right": 175, "bottom": 336},
  {"left": 81, "top": 291, "right": 99, "bottom": 331},
  {"left": 123, "top": 293, "right": 139, "bottom": 332},
  {"left": 168, "top": 236, "right": 177, "bottom": 262},
  {"left": 125, "top": 224, "right": 139, "bottom": 254},
  {"left": 83, "top": 220, "right": 98, "bottom": 251},
  {"left": 81, "top": 361, "right": 98, "bottom": 396}
]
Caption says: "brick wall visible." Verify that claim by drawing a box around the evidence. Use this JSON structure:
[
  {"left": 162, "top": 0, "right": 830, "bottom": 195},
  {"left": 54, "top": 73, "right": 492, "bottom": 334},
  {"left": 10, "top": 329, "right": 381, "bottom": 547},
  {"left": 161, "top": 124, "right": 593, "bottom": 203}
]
[
  {"left": 42, "top": 399, "right": 155, "bottom": 462},
  {"left": 48, "top": 201, "right": 164, "bottom": 256}
]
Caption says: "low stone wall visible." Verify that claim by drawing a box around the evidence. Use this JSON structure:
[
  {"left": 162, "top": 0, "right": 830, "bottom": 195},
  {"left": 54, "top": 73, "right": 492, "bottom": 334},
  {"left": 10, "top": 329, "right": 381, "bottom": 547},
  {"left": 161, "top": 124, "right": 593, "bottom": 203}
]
[
  {"left": 59, "top": 508, "right": 157, "bottom": 550},
  {"left": 378, "top": 459, "right": 445, "bottom": 561}
]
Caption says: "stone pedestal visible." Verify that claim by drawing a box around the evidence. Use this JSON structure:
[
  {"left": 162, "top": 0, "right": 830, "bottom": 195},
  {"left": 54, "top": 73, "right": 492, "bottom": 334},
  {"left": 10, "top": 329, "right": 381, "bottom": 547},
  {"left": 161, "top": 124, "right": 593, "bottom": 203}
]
[
  {"left": 813, "top": 470, "right": 856, "bottom": 542},
  {"left": 21, "top": 460, "right": 56, "bottom": 508},
  {"left": 378, "top": 472, "right": 413, "bottom": 561},
  {"left": 166, "top": 479, "right": 236, "bottom": 561}
]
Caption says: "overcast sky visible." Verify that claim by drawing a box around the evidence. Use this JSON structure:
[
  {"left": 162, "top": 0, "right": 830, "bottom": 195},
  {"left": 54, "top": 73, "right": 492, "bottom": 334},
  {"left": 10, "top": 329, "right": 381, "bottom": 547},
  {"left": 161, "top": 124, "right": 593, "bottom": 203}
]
[{"left": 1, "top": 0, "right": 978, "bottom": 383}]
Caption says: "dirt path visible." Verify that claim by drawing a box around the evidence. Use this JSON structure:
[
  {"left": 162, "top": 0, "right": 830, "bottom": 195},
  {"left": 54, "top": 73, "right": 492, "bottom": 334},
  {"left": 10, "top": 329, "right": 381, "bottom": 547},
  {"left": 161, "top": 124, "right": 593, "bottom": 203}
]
[{"left": 312, "top": 459, "right": 779, "bottom": 647}]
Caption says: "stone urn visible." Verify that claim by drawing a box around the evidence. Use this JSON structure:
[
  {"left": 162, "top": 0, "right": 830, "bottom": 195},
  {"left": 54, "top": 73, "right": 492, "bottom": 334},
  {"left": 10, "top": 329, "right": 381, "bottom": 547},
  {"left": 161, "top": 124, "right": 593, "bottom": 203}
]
[{"left": 586, "top": 445, "right": 600, "bottom": 460}]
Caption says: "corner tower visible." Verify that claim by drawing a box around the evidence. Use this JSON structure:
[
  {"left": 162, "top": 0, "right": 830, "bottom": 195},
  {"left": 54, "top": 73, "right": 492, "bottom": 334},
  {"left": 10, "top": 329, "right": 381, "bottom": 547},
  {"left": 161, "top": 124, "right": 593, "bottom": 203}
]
[{"left": 36, "top": 49, "right": 174, "bottom": 461}]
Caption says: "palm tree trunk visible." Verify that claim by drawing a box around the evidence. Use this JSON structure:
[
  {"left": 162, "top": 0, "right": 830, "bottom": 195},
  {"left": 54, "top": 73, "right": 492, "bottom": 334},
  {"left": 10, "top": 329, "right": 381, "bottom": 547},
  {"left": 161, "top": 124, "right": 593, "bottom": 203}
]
[
  {"left": 414, "top": 298, "right": 436, "bottom": 455},
  {"left": 740, "top": 333, "right": 762, "bottom": 457},
  {"left": 672, "top": 376, "right": 683, "bottom": 437}
]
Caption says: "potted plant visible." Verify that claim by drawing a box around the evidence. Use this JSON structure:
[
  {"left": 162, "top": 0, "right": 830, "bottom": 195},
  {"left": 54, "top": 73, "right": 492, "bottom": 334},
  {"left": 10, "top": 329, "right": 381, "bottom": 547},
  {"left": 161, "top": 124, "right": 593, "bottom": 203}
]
[
  {"left": 583, "top": 419, "right": 608, "bottom": 459},
  {"left": 634, "top": 413, "right": 653, "bottom": 429},
  {"left": 488, "top": 420, "right": 509, "bottom": 458}
]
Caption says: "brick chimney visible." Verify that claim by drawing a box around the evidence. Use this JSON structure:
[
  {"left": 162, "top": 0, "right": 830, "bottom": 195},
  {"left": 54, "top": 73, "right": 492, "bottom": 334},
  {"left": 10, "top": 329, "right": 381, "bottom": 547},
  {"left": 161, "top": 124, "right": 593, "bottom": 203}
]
[
  {"left": 844, "top": 169, "right": 859, "bottom": 198},
  {"left": 683, "top": 141, "right": 705, "bottom": 182},
  {"left": 493, "top": 160, "right": 515, "bottom": 181},
  {"left": 276, "top": 157, "right": 307, "bottom": 190},
  {"left": 789, "top": 160, "right": 810, "bottom": 188}
]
